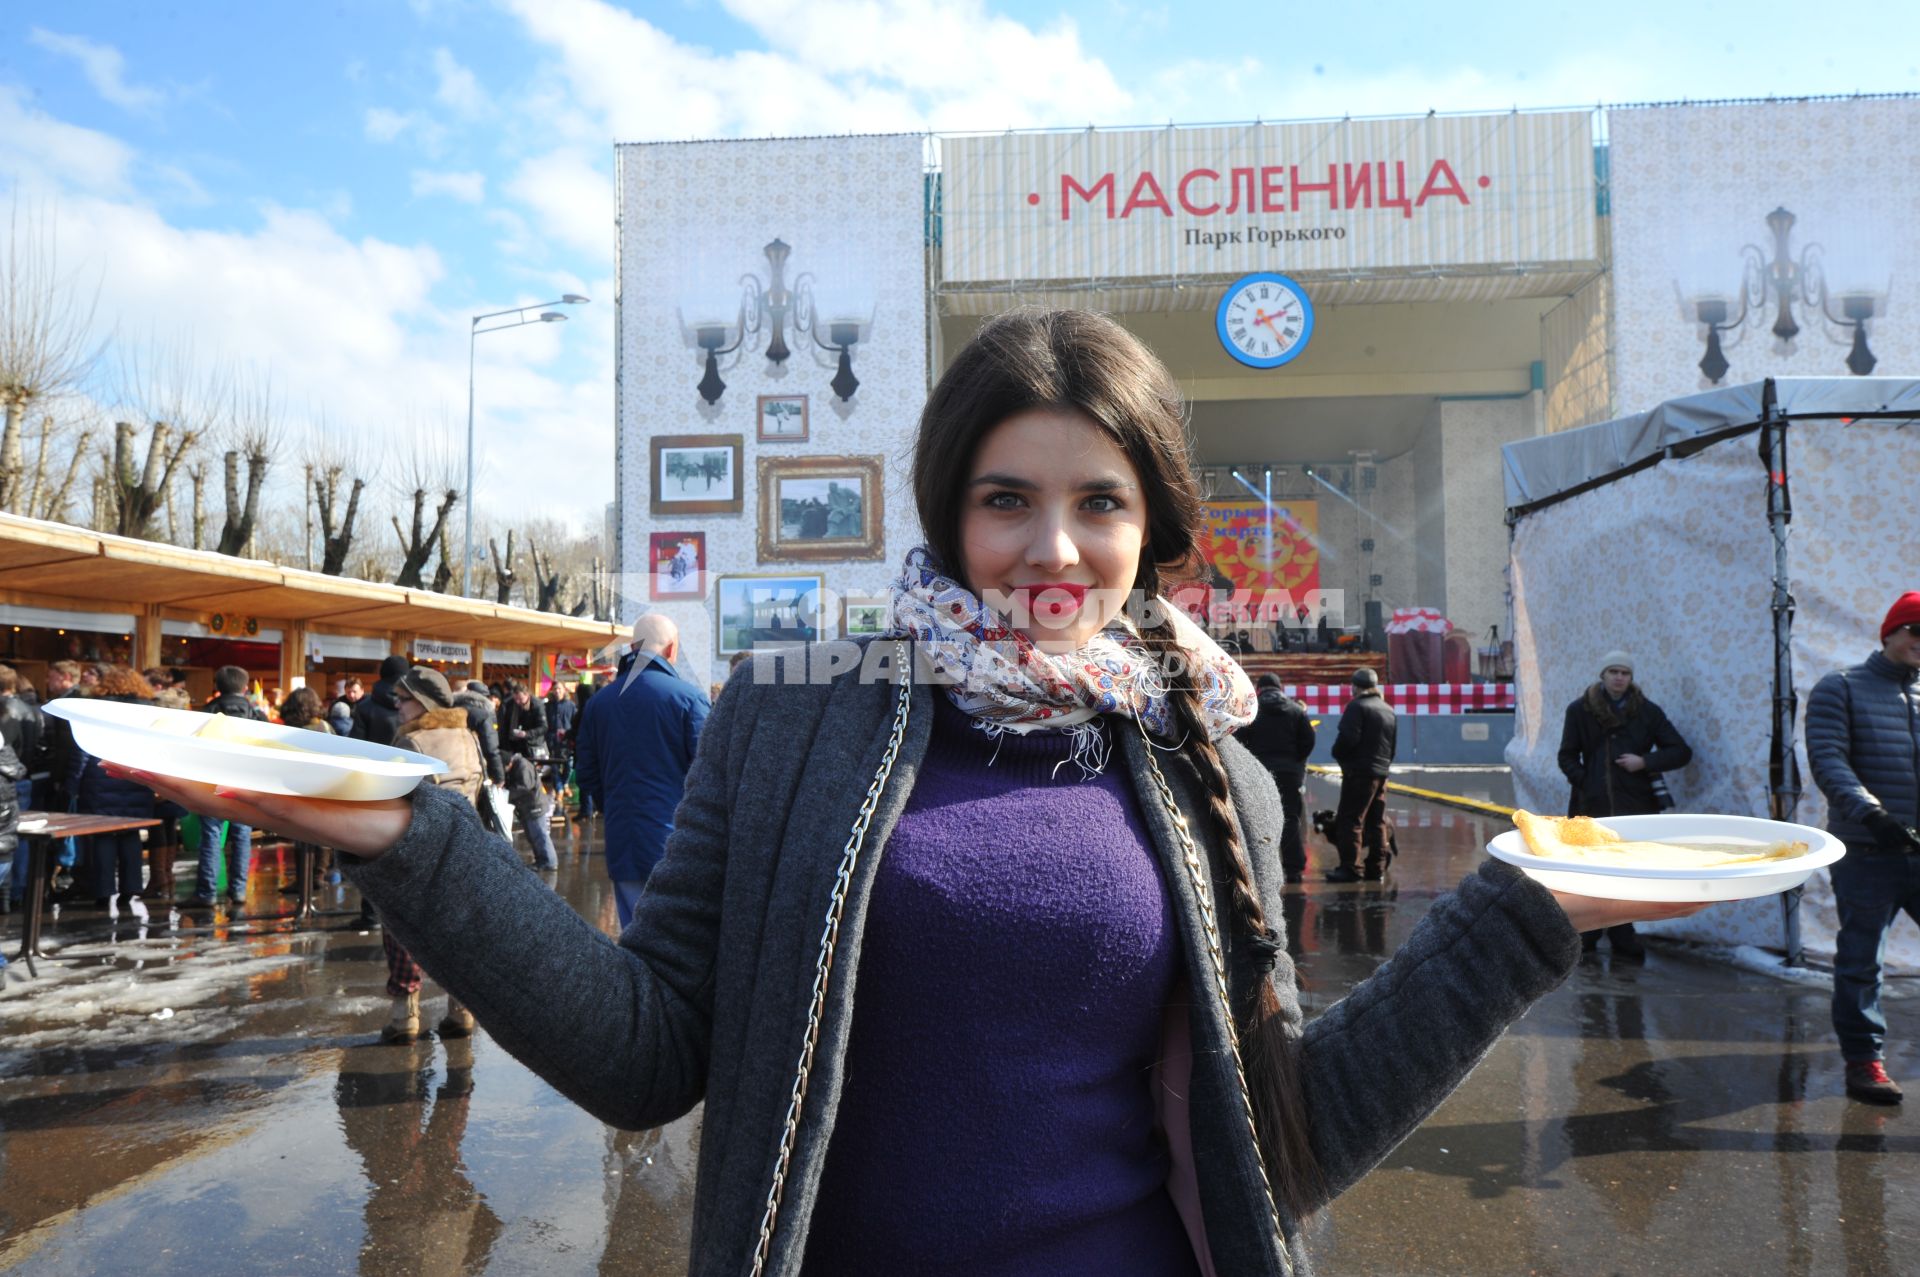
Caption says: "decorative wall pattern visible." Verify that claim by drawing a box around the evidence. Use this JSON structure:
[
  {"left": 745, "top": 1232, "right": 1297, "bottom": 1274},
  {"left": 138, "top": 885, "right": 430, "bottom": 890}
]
[
  {"left": 1610, "top": 100, "right": 1920, "bottom": 414},
  {"left": 616, "top": 135, "right": 931, "bottom": 687}
]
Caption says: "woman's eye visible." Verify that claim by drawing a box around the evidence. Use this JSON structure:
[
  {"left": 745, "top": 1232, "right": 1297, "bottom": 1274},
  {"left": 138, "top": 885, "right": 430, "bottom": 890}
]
[
  {"left": 1083, "top": 495, "right": 1121, "bottom": 513},
  {"left": 983, "top": 491, "right": 1024, "bottom": 510}
]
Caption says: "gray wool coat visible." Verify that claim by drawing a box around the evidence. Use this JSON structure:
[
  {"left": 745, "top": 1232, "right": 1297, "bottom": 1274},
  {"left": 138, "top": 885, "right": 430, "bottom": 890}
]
[{"left": 347, "top": 645, "right": 1582, "bottom": 1276}]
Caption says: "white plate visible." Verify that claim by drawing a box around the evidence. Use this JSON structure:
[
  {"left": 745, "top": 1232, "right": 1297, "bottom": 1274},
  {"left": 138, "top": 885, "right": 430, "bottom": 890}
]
[
  {"left": 44, "top": 697, "right": 447, "bottom": 802},
  {"left": 1485, "top": 813, "right": 1846, "bottom": 902}
]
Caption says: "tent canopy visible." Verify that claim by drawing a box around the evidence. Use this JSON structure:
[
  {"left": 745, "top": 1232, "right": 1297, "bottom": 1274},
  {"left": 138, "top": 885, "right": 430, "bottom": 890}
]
[
  {"left": 0, "top": 512, "right": 623, "bottom": 651},
  {"left": 1502, "top": 377, "right": 1920, "bottom": 515}
]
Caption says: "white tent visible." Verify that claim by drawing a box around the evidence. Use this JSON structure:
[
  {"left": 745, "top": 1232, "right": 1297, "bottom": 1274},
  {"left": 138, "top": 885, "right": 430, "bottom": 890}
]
[{"left": 1503, "top": 378, "right": 1920, "bottom": 970}]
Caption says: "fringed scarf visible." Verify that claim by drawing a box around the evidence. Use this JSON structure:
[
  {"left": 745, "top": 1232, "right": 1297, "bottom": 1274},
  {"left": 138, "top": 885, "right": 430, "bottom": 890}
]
[{"left": 885, "top": 546, "right": 1256, "bottom": 776}]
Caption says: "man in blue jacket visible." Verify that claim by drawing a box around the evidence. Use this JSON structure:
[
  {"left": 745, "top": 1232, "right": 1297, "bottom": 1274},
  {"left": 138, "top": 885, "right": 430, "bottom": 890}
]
[
  {"left": 574, "top": 614, "right": 709, "bottom": 929},
  {"left": 1807, "top": 590, "right": 1920, "bottom": 1106}
]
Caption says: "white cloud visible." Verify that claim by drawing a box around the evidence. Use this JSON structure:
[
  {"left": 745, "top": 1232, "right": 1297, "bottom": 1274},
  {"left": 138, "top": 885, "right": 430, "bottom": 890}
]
[
  {"left": 411, "top": 168, "right": 487, "bottom": 202},
  {"left": 500, "top": 0, "right": 1129, "bottom": 140},
  {"left": 363, "top": 106, "right": 411, "bottom": 142},
  {"left": 431, "top": 47, "right": 486, "bottom": 116},
  {"left": 504, "top": 149, "right": 609, "bottom": 256},
  {"left": 0, "top": 84, "right": 136, "bottom": 196},
  {"left": 28, "top": 27, "right": 166, "bottom": 114}
]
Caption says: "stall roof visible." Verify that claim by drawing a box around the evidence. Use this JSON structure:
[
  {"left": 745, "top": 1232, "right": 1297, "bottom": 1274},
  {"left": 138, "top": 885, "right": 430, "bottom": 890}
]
[
  {"left": 0, "top": 512, "right": 625, "bottom": 651},
  {"left": 1502, "top": 377, "right": 1920, "bottom": 515}
]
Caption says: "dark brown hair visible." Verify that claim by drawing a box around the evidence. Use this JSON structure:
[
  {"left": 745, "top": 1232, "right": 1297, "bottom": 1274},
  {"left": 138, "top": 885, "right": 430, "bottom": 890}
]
[
  {"left": 279, "top": 686, "right": 325, "bottom": 728},
  {"left": 911, "top": 308, "right": 1323, "bottom": 1221}
]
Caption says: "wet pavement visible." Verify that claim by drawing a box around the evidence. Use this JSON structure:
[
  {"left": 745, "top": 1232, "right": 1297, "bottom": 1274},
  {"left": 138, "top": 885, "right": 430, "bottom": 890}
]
[{"left": 1, "top": 779, "right": 1914, "bottom": 1275}]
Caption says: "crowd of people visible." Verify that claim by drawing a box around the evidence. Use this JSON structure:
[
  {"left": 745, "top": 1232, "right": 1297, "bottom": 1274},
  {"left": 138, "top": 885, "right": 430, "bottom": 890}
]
[{"left": 0, "top": 653, "right": 611, "bottom": 923}]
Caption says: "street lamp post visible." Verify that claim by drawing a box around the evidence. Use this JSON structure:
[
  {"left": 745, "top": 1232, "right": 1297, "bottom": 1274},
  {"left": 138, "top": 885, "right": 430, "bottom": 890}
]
[{"left": 464, "top": 294, "right": 588, "bottom": 597}]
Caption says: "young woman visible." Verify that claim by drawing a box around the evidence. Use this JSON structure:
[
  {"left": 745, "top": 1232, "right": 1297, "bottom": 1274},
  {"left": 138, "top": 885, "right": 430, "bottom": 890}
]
[{"left": 118, "top": 311, "right": 1703, "bottom": 1276}]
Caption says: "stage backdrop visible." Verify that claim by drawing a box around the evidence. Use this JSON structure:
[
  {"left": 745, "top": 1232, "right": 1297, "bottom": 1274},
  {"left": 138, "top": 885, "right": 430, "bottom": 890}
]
[{"left": 1198, "top": 498, "right": 1320, "bottom": 622}]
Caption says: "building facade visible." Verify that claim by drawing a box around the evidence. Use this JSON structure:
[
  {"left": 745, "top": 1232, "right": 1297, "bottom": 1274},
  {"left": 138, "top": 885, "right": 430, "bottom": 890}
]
[{"left": 615, "top": 97, "right": 1918, "bottom": 687}]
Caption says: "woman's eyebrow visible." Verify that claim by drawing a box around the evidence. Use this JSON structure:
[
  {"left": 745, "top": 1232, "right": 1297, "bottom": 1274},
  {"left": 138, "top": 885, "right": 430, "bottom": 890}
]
[{"left": 968, "top": 472, "right": 1135, "bottom": 491}]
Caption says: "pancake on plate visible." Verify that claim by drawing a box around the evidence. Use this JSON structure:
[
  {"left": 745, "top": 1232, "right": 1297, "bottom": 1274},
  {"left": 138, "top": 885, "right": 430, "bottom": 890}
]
[{"left": 1511, "top": 810, "right": 1808, "bottom": 869}]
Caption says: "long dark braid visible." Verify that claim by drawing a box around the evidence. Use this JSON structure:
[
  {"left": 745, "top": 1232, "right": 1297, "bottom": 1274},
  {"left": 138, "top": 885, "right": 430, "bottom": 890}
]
[{"left": 1138, "top": 597, "right": 1325, "bottom": 1223}]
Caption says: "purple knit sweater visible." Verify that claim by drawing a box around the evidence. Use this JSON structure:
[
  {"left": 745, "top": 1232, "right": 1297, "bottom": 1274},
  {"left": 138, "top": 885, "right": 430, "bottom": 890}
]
[{"left": 801, "top": 694, "right": 1201, "bottom": 1276}]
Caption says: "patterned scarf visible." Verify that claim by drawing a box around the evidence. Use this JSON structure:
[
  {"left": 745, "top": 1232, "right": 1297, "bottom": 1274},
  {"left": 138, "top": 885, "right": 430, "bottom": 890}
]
[{"left": 885, "top": 546, "right": 1256, "bottom": 775}]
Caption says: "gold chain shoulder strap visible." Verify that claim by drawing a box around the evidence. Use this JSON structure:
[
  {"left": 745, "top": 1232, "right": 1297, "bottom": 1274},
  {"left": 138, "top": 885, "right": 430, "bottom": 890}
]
[
  {"left": 1132, "top": 716, "right": 1295, "bottom": 1277},
  {"left": 748, "top": 641, "right": 914, "bottom": 1277}
]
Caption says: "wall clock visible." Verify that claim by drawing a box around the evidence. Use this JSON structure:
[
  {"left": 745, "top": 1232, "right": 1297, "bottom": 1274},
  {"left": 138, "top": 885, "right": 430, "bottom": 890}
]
[{"left": 1215, "top": 272, "right": 1315, "bottom": 369}]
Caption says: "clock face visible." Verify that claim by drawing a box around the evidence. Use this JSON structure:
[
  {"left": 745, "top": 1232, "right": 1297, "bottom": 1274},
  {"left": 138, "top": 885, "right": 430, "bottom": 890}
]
[{"left": 1215, "top": 273, "right": 1315, "bottom": 369}]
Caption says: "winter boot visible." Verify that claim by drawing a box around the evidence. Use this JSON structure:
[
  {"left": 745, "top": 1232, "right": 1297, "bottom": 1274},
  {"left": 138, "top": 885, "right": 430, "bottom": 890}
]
[
  {"left": 438, "top": 998, "right": 476, "bottom": 1039},
  {"left": 380, "top": 991, "right": 421, "bottom": 1044},
  {"left": 1845, "top": 1059, "right": 1904, "bottom": 1106}
]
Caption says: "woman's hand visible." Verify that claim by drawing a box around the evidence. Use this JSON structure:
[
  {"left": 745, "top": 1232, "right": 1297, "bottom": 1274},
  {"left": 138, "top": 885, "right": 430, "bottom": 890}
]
[
  {"left": 1548, "top": 890, "right": 1711, "bottom": 934},
  {"left": 104, "top": 763, "right": 413, "bottom": 860}
]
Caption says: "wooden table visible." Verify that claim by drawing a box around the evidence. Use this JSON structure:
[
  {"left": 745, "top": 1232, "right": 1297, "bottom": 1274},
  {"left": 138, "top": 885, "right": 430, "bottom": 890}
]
[{"left": 11, "top": 811, "right": 161, "bottom": 977}]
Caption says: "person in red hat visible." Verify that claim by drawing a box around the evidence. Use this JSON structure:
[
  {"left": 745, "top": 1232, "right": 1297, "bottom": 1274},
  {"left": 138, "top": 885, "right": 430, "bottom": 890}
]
[{"left": 1806, "top": 590, "right": 1920, "bottom": 1106}]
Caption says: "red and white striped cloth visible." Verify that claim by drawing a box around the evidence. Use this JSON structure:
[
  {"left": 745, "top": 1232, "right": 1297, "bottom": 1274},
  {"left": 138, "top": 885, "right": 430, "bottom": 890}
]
[
  {"left": 1285, "top": 683, "right": 1516, "bottom": 715},
  {"left": 1384, "top": 607, "right": 1452, "bottom": 635}
]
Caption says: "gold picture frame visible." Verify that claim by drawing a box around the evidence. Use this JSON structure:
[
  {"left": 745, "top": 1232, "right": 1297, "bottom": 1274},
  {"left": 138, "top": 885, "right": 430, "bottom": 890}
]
[{"left": 756, "top": 454, "right": 885, "bottom": 562}]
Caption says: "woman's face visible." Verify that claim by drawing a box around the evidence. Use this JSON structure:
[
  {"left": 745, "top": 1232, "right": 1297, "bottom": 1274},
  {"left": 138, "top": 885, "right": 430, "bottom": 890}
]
[
  {"left": 957, "top": 408, "right": 1149, "bottom": 651},
  {"left": 397, "top": 691, "right": 426, "bottom": 724}
]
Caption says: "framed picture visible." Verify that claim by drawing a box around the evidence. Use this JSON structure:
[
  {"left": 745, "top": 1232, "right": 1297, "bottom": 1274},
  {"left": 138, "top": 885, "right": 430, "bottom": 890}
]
[
  {"left": 648, "top": 531, "right": 706, "bottom": 600},
  {"left": 716, "top": 573, "right": 826, "bottom": 655},
  {"left": 839, "top": 594, "right": 891, "bottom": 639},
  {"left": 757, "top": 393, "right": 809, "bottom": 443},
  {"left": 757, "top": 454, "right": 885, "bottom": 562},
  {"left": 651, "top": 434, "right": 743, "bottom": 515}
]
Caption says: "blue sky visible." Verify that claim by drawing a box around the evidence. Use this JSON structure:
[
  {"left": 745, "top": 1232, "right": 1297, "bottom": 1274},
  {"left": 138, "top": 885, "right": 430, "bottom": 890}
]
[{"left": 4, "top": 0, "right": 1916, "bottom": 531}]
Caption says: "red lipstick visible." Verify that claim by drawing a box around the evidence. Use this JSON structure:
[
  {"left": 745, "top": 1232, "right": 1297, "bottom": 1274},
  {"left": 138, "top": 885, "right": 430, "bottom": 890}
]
[{"left": 1015, "top": 582, "right": 1089, "bottom": 619}]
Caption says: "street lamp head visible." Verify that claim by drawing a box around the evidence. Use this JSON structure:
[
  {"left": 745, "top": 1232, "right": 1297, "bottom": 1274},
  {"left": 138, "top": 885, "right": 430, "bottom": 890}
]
[
  {"left": 539, "top": 312, "right": 567, "bottom": 323},
  {"left": 561, "top": 294, "right": 590, "bottom": 305}
]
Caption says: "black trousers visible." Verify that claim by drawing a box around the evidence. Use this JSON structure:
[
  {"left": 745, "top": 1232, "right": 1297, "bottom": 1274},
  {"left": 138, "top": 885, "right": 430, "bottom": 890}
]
[
  {"left": 1334, "top": 773, "right": 1390, "bottom": 871},
  {"left": 1278, "top": 780, "right": 1306, "bottom": 877}
]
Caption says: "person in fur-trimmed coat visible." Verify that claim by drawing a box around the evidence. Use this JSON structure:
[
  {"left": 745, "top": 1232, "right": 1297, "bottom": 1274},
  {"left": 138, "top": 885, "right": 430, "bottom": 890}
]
[{"left": 379, "top": 666, "right": 485, "bottom": 1043}]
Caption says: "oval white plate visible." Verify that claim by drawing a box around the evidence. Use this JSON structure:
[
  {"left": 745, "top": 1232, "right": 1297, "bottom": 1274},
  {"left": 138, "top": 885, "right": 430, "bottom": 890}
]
[
  {"left": 45, "top": 697, "right": 447, "bottom": 802},
  {"left": 1485, "top": 813, "right": 1846, "bottom": 902}
]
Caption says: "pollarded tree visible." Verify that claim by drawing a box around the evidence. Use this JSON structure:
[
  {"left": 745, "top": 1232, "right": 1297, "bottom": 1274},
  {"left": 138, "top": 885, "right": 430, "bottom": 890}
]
[
  {"left": 0, "top": 200, "right": 103, "bottom": 515},
  {"left": 389, "top": 435, "right": 461, "bottom": 589}
]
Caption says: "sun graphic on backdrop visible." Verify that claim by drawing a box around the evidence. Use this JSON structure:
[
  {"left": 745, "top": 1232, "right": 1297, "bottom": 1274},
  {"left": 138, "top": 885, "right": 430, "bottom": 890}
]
[{"left": 1206, "top": 513, "right": 1318, "bottom": 592}]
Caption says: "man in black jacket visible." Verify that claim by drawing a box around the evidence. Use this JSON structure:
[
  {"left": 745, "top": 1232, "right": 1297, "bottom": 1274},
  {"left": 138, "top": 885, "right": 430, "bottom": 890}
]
[
  {"left": 351, "top": 655, "right": 409, "bottom": 748},
  {"left": 498, "top": 679, "right": 548, "bottom": 761},
  {"left": 1327, "top": 667, "right": 1397, "bottom": 883},
  {"left": 1806, "top": 592, "right": 1920, "bottom": 1106},
  {"left": 1237, "top": 673, "right": 1316, "bottom": 883},
  {"left": 1556, "top": 650, "right": 1694, "bottom": 958},
  {"left": 197, "top": 664, "right": 265, "bottom": 907},
  {"left": 0, "top": 664, "right": 40, "bottom": 820}
]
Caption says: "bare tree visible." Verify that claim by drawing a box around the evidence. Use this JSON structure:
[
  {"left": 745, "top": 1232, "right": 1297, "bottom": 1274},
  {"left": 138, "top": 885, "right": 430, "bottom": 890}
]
[
  {"left": 527, "top": 533, "right": 568, "bottom": 612},
  {"left": 215, "top": 366, "right": 282, "bottom": 556},
  {"left": 186, "top": 458, "right": 209, "bottom": 550},
  {"left": 488, "top": 528, "right": 517, "bottom": 605},
  {"left": 0, "top": 200, "right": 103, "bottom": 514},
  {"left": 431, "top": 517, "right": 455, "bottom": 593},
  {"left": 16, "top": 408, "right": 93, "bottom": 524},
  {"left": 390, "top": 433, "right": 460, "bottom": 589},
  {"left": 308, "top": 418, "right": 374, "bottom": 577}
]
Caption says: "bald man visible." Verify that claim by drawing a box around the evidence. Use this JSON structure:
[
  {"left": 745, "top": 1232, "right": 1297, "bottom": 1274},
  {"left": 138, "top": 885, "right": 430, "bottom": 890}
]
[{"left": 574, "top": 612, "right": 711, "bottom": 928}]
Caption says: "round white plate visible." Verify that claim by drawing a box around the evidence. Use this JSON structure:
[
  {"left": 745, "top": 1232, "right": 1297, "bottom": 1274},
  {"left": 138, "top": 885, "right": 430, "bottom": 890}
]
[
  {"left": 1485, "top": 813, "right": 1846, "bottom": 902},
  {"left": 44, "top": 697, "right": 447, "bottom": 802}
]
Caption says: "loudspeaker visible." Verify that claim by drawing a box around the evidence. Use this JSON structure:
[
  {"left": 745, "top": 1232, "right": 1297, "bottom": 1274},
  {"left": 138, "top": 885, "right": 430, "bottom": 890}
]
[{"left": 1364, "top": 599, "right": 1387, "bottom": 652}]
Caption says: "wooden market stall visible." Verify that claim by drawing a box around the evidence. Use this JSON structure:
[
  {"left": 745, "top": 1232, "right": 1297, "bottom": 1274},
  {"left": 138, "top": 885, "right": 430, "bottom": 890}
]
[{"left": 0, "top": 512, "right": 624, "bottom": 700}]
